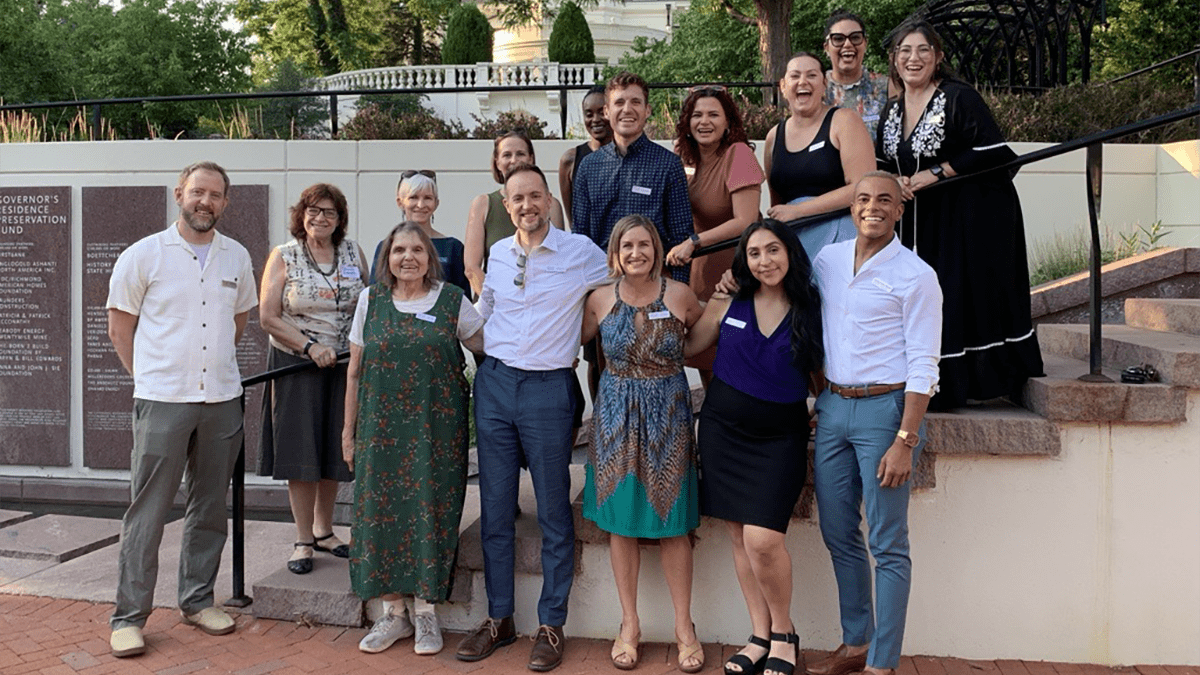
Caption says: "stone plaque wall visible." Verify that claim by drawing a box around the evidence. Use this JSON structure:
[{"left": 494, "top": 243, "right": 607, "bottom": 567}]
[
  {"left": 0, "top": 187, "right": 72, "bottom": 466},
  {"left": 82, "top": 187, "right": 168, "bottom": 469},
  {"left": 80, "top": 184, "right": 270, "bottom": 471}
]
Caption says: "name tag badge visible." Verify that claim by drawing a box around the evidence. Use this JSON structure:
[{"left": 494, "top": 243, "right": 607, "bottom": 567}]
[
  {"left": 631, "top": 185, "right": 652, "bottom": 196},
  {"left": 340, "top": 265, "right": 360, "bottom": 279},
  {"left": 872, "top": 277, "right": 894, "bottom": 292},
  {"left": 648, "top": 310, "right": 671, "bottom": 320},
  {"left": 808, "top": 140, "right": 826, "bottom": 152},
  {"left": 725, "top": 317, "right": 747, "bottom": 329},
  {"left": 221, "top": 279, "right": 237, "bottom": 289},
  {"left": 416, "top": 313, "right": 437, "bottom": 323},
  {"left": 684, "top": 167, "right": 696, "bottom": 177}
]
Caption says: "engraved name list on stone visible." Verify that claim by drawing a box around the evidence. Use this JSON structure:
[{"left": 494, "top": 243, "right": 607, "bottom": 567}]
[{"left": 0, "top": 187, "right": 71, "bottom": 466}]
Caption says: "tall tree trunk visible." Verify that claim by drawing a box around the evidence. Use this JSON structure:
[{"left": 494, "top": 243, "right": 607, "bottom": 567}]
[
  {"left": 756, "top": 0, "right": 792, "bottom": 105},
  {"left": 413, "top": 19, "right": 424, "bottom": 65}
]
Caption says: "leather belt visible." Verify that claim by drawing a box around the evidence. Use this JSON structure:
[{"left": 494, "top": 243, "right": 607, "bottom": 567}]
[{"left": 828, "top": 382, "right": 906, "bottom": 399}]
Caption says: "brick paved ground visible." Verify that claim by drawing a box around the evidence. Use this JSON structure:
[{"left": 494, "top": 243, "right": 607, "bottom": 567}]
[{"left": 2, "top": 595, "right": 1197, "bottom": 675}]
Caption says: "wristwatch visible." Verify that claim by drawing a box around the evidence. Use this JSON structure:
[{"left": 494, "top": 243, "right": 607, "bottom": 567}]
[
  {"left": 929, "top": 164, "right": 946, "bottom": 180},
  {"left": 689, "top": 233, "right": 702, "bottom": 247},
  {"left": 302, "top": 337, "right": 318, "bottom": 356},
  {"left": 896, "top": 429, "right": 920, "bottom": 448}
]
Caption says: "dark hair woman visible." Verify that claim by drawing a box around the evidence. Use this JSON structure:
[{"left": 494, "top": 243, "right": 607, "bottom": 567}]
[
  {"left": 876, "top": 19, "right": 1042, "bottom": 410},
  {"left": 665, "top": 85, "right": 765, "bottom": 384},
  {"left": 684, "top": 219, "right": 823, "bottom": 675},
  {"left": 258, "top": 182, "right": 367, "bottom": 576}
]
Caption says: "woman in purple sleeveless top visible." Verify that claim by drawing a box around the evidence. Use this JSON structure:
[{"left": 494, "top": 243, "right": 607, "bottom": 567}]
[{"left": 684, "top": 219, "right": 824, "bottom": 675}]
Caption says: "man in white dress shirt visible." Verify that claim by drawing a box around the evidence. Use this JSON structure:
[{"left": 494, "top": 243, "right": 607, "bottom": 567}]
[
  {"left": 105, "top": 162, "right": 258, "bottom": 657},
  {"left": 456, "top": 164, "right": 608, "bottom": 672},
  {"left": 807, "top": 171, "right": 942, "bottom": 675}
]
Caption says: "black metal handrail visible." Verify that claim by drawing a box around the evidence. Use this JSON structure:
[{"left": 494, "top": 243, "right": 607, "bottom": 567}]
[{"left": 1101, "top": 46, "right": 1200, "bottom": 85}]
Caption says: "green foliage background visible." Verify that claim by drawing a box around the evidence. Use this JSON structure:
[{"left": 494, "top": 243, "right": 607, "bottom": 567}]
[
  {"left": 547, "top": 2, "right": 596, "bottom": 64},
  {"left": 442, "top": 4, "right": 494, "bottom": 65}
]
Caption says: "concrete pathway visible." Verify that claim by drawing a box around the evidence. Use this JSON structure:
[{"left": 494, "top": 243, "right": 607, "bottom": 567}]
[{"left": 6, "top": 594, "right": 1197, "bottom": 675}]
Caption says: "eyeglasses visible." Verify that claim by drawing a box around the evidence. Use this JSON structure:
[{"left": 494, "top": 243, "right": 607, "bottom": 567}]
[
  {"left": 304, "top": 206, "right": 339, "bottom": 220},
  {"left": 513, "top": 253, "right": 527, "bottom": 288},
  {"left": 401, "top": 169, "right": 437, "bottom": 181},
  {"left": 895, "top": 44, "right": 936, "bottom": 59},
  {"left": 688, "top": 84, "right": 727, "bottom": 95},
  {"left": 827, "top": 31, "right": 865, "bottom": 47}
]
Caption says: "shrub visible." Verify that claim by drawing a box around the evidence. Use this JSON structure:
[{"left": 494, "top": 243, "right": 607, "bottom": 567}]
[
  {"left": 547, "top": 2, "right": 595, "bottom": 64},
  {"left": 442, "top": 5, "right": 493, "bottom": 65},
  {"left": 470, "top": 110, "right": 558, "bottom": 139},
  {"left": 984, "top": 78, "right": 1195, "bottom": 144},
  {"left": 338, "top": 103, "right": 468, "bottom": 140}
]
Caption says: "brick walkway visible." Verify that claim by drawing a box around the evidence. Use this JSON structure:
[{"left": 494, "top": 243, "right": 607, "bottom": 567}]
[{"left": 2, "top": 595, "right": 1197, "bottom": 675}]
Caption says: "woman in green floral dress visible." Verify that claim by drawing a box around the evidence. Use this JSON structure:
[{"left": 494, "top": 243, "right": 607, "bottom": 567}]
[{"left": 342, "top": 222, "right": 484, "bottom": 656}]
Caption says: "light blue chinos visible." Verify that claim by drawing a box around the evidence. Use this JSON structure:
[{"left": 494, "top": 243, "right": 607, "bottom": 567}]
[
  {"left": 473, "top": 355, "right": 577, "bottom": 627},
  {"left": 813, "top": 387, "right": 926, "bottom": 670}
]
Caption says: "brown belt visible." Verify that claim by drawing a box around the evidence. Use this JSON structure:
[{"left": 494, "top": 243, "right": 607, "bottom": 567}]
[{"left": 828, "top": 382, "right": 906, "bottom": 399}]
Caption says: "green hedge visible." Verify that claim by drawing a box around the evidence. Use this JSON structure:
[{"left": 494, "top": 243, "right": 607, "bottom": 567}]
[
  {"left": 547, "top": 2, "right": 595, "bottom": 64},
  {"left": 442, "top": 5, "right": 493, "bottom": 66}
]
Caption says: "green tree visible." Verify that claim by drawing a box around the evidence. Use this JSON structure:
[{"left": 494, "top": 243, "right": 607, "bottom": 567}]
[
  {"left": 235, "top": 0, "right": 390, "bottom": 76},
  {"left": 547, "top": 1, "right": 595, "bottom": 63},
  {"left": 252, "top": 58, "right": 329, "bottom": 138},
  {"left": 442, "top": 4, "right": 493, "bottom": 65},
  {"left": 1094, "top": 0, "right": 1200, "bottom": 86}
]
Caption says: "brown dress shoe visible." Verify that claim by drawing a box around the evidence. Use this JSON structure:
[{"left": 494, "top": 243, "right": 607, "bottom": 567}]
[
  {"left": 528, "top": 624, "right": 565, "bottom": 672},
  {"left": 807, "top": 644, "right": 867, "bottom": 675},
  {"left": 455, "top": 616, "right": 517, "bottom": 662}
]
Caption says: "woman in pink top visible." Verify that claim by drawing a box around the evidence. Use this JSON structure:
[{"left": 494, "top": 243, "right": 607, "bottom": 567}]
[{"left": 665, "top": 86, "right": 765, "bottom": 382}]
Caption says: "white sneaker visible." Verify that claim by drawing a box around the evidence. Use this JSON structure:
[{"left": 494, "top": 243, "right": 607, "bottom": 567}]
[
  {"left": 110, "top": 626, "right": 145, "bottom": 657},
  {"left": 181, "top": 607, "right": 236, "bottom": 636},
  {"left": 413, "top": 610, "right": 443, "bottom": 655},
  {"left": 359, "top": 610, "right": 415, "bottom": 654}
]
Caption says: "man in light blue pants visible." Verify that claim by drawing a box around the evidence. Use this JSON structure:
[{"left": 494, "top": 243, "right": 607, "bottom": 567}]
[{"left": 808, "top": 172, "right": 943, "bottom": 675}]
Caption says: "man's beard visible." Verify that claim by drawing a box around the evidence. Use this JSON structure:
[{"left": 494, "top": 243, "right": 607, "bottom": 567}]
[{"left": 182, "top": 207, "right": 219, "bottom": 233}]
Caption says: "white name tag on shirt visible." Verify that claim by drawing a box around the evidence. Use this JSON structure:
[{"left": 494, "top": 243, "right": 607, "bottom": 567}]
[
  {"left": 808, "top": 140, "right": 826, "bottom": 152},
  {"left": 416, "top": 313, "right": 437, "bottom": 323},
  {"left": 684, "top": 167, "right": 696, "bottom": 176},
  {"left": 872, "top": 277, "right": 893, "bottom": 292},
  {"left": 648, "top": 310, "right": 671, "bottom": 320},
  {"left": 340, "top": 265, "right": 360, "bottom": 279},
  {"left": 631, "top": 185, "right": 652, "bottom": 196},
  {"left": 221, "top": 279, "right": 237, "bottom": 289},
  {"left": 725, "top": 317, "right": 747, "bottom": 329}
]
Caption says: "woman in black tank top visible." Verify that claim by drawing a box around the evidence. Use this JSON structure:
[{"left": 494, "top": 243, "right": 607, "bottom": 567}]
[{"left": 764, "top": 52, "right": 876, "bottom": 261}]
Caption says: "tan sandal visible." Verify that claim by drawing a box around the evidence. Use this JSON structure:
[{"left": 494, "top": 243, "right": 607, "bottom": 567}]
[
  {"left": 611, "top": 624, "right": 640, "bottom": 671},
  {"left": 677, "top": 636, "right": 705, "bottom": 673}
]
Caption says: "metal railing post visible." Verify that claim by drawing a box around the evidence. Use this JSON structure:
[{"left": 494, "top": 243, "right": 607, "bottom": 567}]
[
  {"left": 1080, "top": 143, "right": 1112, "bottom": 382},
  {"left": 224, "top": 393, "right": 252, "bottom": 608},
  {"left": 329, "top": 94, "right": 339, "bottom": 138},
  {"left": 1194, "top": 50, "right": 1199, "bottom": 138},
  {"left": 91, "top": 104, "right": 102, "bottom": 140},
  {"left": 560, "top": 86, "right": 569, "bottom": 138}
]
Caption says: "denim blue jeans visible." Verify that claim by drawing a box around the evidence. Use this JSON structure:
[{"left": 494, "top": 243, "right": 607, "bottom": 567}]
[
  {"left": 813, "top": 388, "right": 926, "bottom": 669},
  {"left": 474, "top": 356, "right": 577, "bottom": 627}
]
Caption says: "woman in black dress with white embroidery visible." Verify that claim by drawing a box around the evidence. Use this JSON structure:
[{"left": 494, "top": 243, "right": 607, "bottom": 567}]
[{"left": 876, "top": 19, "right": 1042, "bottom": 409}]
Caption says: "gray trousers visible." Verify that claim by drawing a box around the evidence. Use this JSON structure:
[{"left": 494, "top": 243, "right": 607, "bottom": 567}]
[{"left": 111, "top": 398, "right": 243, "bottom": 630}]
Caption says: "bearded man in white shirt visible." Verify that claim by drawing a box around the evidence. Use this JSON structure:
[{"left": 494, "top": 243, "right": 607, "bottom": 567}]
[
  {"left": 106, "top": 162, "right": 258, "bottom": 658},
  {"left": 807, "top": 171, "right": 942, "bottom": 675},
  {"left": 456, "top": 163, "right": 609, "bottom": 672}
]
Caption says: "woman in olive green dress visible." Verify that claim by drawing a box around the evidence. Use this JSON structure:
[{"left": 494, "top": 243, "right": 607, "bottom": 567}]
[{"left": 342, "top": 222, "right": 484, "bottom": 656}]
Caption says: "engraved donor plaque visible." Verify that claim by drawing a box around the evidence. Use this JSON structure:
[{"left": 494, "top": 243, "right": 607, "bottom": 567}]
[{"left": 0, "top": 187, "right": 71, "bottom": 466}]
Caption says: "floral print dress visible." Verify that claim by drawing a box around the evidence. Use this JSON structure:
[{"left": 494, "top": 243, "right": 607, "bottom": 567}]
[{"left": 349, "top": 283, "right": 470, "bottom": 602}]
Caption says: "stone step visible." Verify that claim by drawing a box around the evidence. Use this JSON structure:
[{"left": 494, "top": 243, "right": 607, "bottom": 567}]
[
  {"left": 1125, "top": 298, "right": 1200, "bottom": 336},
  {"left": 251, "top": 556, "right": 364, "bottom": 627},
  {"left": 1036, "top": 323, "right": 1200, "bottom": 388},
  {"left": 1023, "top": 353, "right": 1187, "bottom": 423},
  {"left": 0, "top": 515, "right": 121, "bottom": 563},
  {"left": 925, "top": 403, "right": 1061, "bottom": 456},
  {"left": 0, "top": 510, "right": 34, "bottom": 528}
]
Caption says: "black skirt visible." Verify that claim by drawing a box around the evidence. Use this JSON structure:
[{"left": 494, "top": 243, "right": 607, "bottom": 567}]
[
  {"left": 257, "top": 346, "right": 353, "bottom": 482},
  {"left": 697, "top": 377, "right": 809, "bottom": 533}
]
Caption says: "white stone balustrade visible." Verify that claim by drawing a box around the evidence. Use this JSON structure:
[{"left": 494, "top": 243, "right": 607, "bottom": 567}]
[{"left": 320, "top": 61, "right": 603, "bottom": 92}]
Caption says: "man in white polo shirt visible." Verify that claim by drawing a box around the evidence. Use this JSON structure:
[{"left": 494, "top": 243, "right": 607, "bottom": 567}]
[
  {"left": 807, "top": 171, "right": 941, "bottom": 675},
  {"left": 105, "top": 161, "right": 258, "bottom": 658}
]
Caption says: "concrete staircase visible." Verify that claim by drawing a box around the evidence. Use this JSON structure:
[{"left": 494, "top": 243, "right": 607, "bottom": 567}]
[{"left": 248, "top": 297, "right": 1200, "bottom": 635}]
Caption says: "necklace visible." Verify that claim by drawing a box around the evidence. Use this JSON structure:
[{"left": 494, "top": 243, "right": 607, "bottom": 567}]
[{"left": 303, "top": 240, "right": 341, "bottom": 313}]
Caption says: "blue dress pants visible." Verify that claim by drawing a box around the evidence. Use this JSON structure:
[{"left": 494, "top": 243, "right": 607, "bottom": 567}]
[
  {"left": 474, "top": 356, "right": 577, "bottom": 627},
  {"left": 813, "top": 389, "right": 925, "bottom": 669}
]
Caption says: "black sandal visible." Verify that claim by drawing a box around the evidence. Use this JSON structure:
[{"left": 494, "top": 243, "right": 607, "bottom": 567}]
[
  {"left": 313, "top": 532, "right": 349, "bottom": 558},
  {"left": 724, "top": 634, "right": 770, "bottom": 675},
  {"left": 764, "top": 632, "right": 800, "bottom": 675},
  {"left": 288, "top": 542, "right": 314, "bottom": 574}
]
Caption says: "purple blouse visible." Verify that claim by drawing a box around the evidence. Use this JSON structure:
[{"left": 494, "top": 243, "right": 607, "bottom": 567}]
[{"left": 712, "top": 299, "right": 806, "bottom": 404}]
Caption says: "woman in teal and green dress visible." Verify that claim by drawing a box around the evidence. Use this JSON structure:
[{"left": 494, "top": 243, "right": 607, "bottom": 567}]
[
  {"left": 342, "top": 222, "right": 484, "bottom": 657},
  {"left": 580, "top": 215, "right": 707, "bottom": 673}
]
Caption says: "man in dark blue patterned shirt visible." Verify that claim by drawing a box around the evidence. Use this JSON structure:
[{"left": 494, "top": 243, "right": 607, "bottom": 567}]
[{"left": 571, "top": 71, "right": 694, "bottom": 283}]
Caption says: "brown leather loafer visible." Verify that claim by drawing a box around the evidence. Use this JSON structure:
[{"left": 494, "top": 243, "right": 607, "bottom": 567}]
[
  {"left": 807, "top": 644, "right": 867, "bottom": 675},
  {"left": 455, "top": 616, "right": 517, "bottom": 662},
  {"left": 528, "top": 624, "right": 565, "bottom": 672}
]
